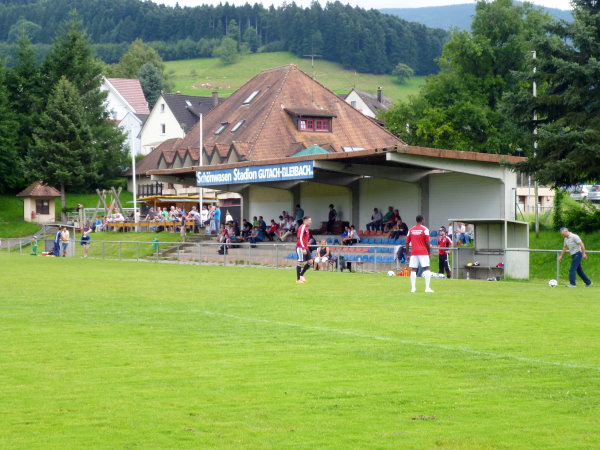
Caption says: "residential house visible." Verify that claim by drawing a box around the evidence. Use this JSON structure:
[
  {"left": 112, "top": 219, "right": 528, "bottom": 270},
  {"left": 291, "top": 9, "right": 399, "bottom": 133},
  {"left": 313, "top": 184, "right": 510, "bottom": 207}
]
[
  {"left": 100, "top": 77, "right": 150, "bottom": 157},
  {"left": 140, "top": 92, "right": 222, "bottom": 156},
  {"left": 343, "top": 87, "right": 392, "bottom": 118}
]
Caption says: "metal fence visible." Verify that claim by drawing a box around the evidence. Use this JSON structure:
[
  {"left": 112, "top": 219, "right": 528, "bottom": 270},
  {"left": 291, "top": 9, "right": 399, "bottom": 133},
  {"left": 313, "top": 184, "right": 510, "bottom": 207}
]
[{"left": 1, "top": 238, "right": 597, "bottom": 283}]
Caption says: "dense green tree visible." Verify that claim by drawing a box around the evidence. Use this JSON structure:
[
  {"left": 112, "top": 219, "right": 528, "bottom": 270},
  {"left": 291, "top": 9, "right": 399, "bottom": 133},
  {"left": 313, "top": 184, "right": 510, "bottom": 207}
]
[
  {"left": 381, "top": 0, "right": 551, "bottom": 153},
  {"left": 392, "top": 63, "right": 414, "bottom": 84},
  {"left": 27, "top": 77, "right": 97, "bottom": 217},
  {"left": 5, "top": 35, "right": 45, "bottom": 187},
  {"left": 6, "top": 18, "right": 42, "bottom": 43},
  {"left": 139, "top": 63, "right": 162, "bottom": 109},
  {"left": 242, "top": 26, "right": 260, "bottom": 53},
  {"left": 0, "top": 62, "right": 19, "bottom": 193},
  {"left": 41, "top": 16, "right": 127, "bottom": 190},
  {"left": 213, "top": 37, "right": 239, "bottom": 65},
  {"left": 226, "top": 19, "right": 240, "bottom": 42},
  {"left": 504, "top": 0, "right": 600, "bottom": 185}
]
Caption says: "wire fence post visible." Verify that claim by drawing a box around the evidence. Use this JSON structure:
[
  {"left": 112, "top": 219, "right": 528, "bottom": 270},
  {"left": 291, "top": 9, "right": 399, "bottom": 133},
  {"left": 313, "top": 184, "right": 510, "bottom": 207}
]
[
  {"left": 556, "top": 251, "right": 560, "bottom": 282},
  {"left": 136, "top": 242, "right": 139, "bottom": 262},
  {"left": 102, "top": 241, "right": 105, "bottom": 260},
  {"left": 118, "top": 241, "right": 122, "bottom": 260}
]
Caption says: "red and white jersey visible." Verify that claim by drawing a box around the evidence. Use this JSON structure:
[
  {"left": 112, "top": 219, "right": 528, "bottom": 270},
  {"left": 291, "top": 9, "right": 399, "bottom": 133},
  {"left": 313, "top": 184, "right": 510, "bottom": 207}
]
[
  {"left": 438, "top": 235, "right": 452, "bottom": 256},
  {"left": 406, "top": 224, "right": 430, "bottom": 256},
  {"left": 296, "top": 224, "right": 310, "bottom": 249}
]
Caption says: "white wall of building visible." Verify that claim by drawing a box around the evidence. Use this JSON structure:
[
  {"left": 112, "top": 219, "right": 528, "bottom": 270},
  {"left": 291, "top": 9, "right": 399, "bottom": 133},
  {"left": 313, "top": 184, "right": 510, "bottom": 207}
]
[
  {"left": 428, "top": 172, "right": 506, "bottom": 230},
  {"left": 344, "top": 91, "right": 375, "bottom": 118},
  {"left": 248, "top": 186, "right": 293, "bottom": 221},
  {"left": 101, "top": 84, "right": 132, "bottom": 121},
  {"left": 358, "top": 178, "right": 419, "bottom": 230},
  {"left": 300, "top": 182, "right": 351, "bottom": 225},
  {"left": 120, "top": 113, "right": 143, "bottom": 157},
  {"left": 140, "top": 97, "right": 185, "bottom": 155}
]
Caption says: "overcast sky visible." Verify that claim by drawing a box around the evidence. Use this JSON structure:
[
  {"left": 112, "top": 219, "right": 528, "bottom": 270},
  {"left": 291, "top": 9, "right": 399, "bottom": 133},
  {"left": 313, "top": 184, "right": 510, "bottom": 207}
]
[{"left": 155, "top": 0, "right": 572, "bottom": 11}]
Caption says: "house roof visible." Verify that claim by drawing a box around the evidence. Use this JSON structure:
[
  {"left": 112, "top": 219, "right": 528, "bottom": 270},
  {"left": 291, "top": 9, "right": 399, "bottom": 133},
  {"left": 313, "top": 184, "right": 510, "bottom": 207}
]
[
  {"left": 162, "top": 93, "right": 224, "bottom": 133},
  {"left": 16, "top": 181, "right": 61, "bottom": 198},
  {"left": 177, "top": 64, "right": 404, "bottom": 161},
  {"left": 123, "top": 138, "right": 183, "bottom": 176},
  {"left": 351, "top": 89, "right": 392, "bottom": 114},
  {"left": 106, "top": 78, "right": 150, "bottom": 115}
]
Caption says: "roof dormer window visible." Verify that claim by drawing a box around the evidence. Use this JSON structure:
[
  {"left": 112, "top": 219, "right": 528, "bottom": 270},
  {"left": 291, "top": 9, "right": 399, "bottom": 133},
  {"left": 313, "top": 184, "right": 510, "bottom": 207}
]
[
  {"left": 299, "top": 118, "right": 331, "bottom": 132},
  {"left": 214, "top": 122, "right": 229, "bottom": 135},
  {"left": 242, "top": 90, "right": 260, "bottom": 105},
  {"left": 231, "top": 120, "right": 245, "bottom": 132}
]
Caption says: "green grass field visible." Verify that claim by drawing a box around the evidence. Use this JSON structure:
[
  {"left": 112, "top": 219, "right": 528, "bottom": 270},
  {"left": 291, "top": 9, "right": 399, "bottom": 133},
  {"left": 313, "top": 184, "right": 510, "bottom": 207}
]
[
  {"left": 165, "top": 52, "right": 425, "bottom": 103},
  {"left": 1, "top": 255, "right": 598, "bottom": 449}
]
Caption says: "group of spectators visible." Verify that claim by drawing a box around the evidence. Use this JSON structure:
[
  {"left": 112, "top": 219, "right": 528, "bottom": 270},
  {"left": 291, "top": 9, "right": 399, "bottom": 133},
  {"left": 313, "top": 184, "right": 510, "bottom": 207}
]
[{"left": 366, "top": 206, "right": 407, "bottom": 233}]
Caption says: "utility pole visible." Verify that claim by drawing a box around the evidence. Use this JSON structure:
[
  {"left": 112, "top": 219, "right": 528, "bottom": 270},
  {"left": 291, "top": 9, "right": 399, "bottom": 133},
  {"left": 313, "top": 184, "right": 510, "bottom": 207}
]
[
  {"left": 532, "top": 50, "right": 539, "bottom": 238},
  {"left": 199, "top": 114, "right": 203, "bottom": 218}
]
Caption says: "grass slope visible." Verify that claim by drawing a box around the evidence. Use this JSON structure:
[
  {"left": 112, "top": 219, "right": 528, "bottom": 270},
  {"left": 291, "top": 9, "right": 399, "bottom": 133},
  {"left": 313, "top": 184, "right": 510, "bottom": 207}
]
[
  {"left": 1, "top": 255, "right": 598, "bottom": 449},
  {"left": 165, "top": 52, "right": 425, "bottom": 103}
]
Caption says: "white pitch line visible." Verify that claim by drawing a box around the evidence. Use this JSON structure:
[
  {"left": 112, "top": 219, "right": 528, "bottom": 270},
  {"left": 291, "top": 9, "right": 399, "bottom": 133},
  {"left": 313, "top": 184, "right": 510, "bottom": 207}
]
[
  {"left": 202, "top": 310, "right": 600, "bottom": 372},
  {"left": 3, "top": 308, "right": 599, "bottom": 372}
]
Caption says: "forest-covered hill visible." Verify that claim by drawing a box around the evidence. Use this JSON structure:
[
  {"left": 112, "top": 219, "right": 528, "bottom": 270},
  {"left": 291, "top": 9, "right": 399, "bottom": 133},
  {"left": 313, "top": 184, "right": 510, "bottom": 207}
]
[
  {"left": 0, "top": 0, "right": 448, "bottom": 75},
  {"left": 381, "top": 2, "right": 572, "bottom": 31}
]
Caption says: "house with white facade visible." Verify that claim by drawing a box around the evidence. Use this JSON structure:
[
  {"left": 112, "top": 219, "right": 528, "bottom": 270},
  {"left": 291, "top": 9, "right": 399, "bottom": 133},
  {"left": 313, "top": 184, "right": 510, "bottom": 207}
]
[
  {"left": 100, "top": 77, "right": 150, "bottom": 157},
  {"left": 344, "top": 87, "right": 392, "bottom": 118},
  {"left": 139, "top": 92, "right": 222, "bottom": 156}
]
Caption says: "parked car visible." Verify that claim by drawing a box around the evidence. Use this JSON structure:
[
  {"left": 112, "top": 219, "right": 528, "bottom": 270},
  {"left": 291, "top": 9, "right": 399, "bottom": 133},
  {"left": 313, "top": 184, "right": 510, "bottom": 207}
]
[
  {"left": 587, "top": 185, "right": 600, "bottom": 203},
  {"left": 570, "top": 185, "right": 592, "bottom": 201}
]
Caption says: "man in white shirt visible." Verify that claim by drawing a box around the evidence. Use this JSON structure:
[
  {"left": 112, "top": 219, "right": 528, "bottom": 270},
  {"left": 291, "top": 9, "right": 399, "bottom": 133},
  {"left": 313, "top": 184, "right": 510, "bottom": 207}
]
[{"left": 558, "top": 227, "right": 592, "bottom": 287}]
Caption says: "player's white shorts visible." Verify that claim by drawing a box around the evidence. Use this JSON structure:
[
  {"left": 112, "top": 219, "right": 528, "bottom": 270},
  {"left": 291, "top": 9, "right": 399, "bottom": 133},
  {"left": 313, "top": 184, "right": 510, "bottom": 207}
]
[
  {"left": 296, "top": 247, "right": 311, "bottom": 262},
  {"left": 409, "top": 254, "right": 430, "bottom": 269}
]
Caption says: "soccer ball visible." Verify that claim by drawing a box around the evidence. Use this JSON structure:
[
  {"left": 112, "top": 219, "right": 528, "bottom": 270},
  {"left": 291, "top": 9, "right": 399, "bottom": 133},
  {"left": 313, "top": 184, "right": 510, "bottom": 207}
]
[
  {"left": 387, "top": 270, "right": 395, "bottom": 277},
  {"left": 548, "top": 279, "right": 558, "bottom": 288}
]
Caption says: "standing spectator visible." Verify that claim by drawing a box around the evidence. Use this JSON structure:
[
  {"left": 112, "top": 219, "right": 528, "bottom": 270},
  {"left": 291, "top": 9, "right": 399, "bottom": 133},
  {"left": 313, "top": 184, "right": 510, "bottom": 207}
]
[
  {"left": 406, "top": 215, "right": 433, "bottom": 293},
  {"left": 295, "top": 216, "right": 313, "bottom": 283},
  {"left": 208, "top": 205, "right": 217, "bottom": 234},
  {"left": 294, "top": 204, "right": 304, "bottom": 225},
  {"left": 225, "top": 210, "right": 234, "bottom": 223},
  {"left": 437, "top": 227, "right": 452, "bottom": 278},
  {"left": 179, "top": 212, "right": 187, "bottom": 242},
  {"left": 80, "top": 229, "right": 91, "bottom": 258},
  {"left": 201, "top": 206, "right": 209, "bottom": 228},
  {"left": 326, "top": 204, "right": 337, "bottom": 234},
  {"left": 53, "top": 227, "right": 61, "bottom": 256},
  {"left": 214, "top": 205, "right": 221, "bottom": 234},
  {"left": 366, "top": 208, "right": 383, "bottom": 232},
  {"left": 60, "top": 226, "right": 70, "bottom": 257},
  {"left": 558, "top": 227, "right": 593, "bottom": 287},
  {"left": 188, "top": 206, "right": 200, "bottom": 233}
]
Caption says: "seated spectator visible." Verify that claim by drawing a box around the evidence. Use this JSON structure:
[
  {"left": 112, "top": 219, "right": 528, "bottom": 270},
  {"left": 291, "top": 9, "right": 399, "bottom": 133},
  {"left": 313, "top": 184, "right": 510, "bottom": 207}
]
[
  {"left": 278, "top": 217, "right": 296, "bottom": 241},
  {"left": 241, "top": 219, "right": 252, "bottom": 240},
  {"left": 313, "top": 240, "right": 330, "bottom": 271},
  {"left": 266, "top": 219, "right": 279, "bottom": 241},
  {"left": 252, "top": 216, "right": 259, "bottom": 227},
  {"left": 249, "top": 226, "right": 264, "bottom": 247},
  {"left": 389, "top": 216, "right": 408, "bottom": 239},
  {"left": 366, "top": 208, "right": 383, "bottom": 232},
  {"left": 258, "top": 216, "right": 267, "bottom": 233},
  {"left": 341, "top": 225, "right": 360, "bottom": 245},
  {"left": 217, "top": 227, "right": 229, "bottom": 254},
  {"left": 457, "top": 222, "right": 471, "bottom": 245},
  {"left": 382, "top": 206, "right": 395, "bottom": 231}
]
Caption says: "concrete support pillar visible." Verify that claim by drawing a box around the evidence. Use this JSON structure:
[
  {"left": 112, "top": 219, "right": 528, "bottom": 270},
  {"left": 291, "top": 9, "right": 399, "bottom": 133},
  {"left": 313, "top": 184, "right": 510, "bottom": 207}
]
[
  {"left": 240, "top": 186, "right": 250, "bottom": 222},
  {"left": 419, "top": 176, "right": 430, "bottom": 223},
  {"left": 291, "top": 184, "right": 301, "bottom": 213},
  {"left": 350, "top": 180, "right": 361, "bottom": 227}
]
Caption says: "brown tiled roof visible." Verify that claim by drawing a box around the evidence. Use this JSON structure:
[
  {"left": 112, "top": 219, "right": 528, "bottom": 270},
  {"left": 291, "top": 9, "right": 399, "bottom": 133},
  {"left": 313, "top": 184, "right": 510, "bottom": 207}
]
[
  {"left": 16, "top": 181, "right": 61, "bottom": 197},
  {"left": 124, "top": 138, "right": 183, "bottom": 176},
  {"left": 106, "top": 78, "right": 150, "bottom": 114},
  {"left": 177, "top": 65, "right": 404, "bottom": 162}
]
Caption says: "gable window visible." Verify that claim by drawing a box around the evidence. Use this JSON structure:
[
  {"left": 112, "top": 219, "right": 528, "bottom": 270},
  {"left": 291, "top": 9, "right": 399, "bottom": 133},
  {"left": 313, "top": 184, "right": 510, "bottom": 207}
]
[
  {"left": 299, "top": 117, "right": 331, "bottom": 132},
  {"left": 231, "top": 120, "right": 245, "bottom": 132},
  {"left": 36, "top": 199, "right": 50, "bottom": 215},
  {"left": 215, "top": 122, "right": 229, "bottom": 135},
  {"left": 242, "top": 90, "right": 260, "bottom": 105}
]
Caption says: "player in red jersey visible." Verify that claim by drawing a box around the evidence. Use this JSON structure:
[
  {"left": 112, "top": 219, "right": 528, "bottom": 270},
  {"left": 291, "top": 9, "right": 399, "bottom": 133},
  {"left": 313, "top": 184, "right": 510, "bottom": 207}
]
[
  {"left": 406, "top": 215, "right": 434, "bottom": 293},
  {"left": 296, "top": 216, "right": 313, "bottom": 283},
  {"left": 437, "top": 227, "right": 452, "bottom": 279}
]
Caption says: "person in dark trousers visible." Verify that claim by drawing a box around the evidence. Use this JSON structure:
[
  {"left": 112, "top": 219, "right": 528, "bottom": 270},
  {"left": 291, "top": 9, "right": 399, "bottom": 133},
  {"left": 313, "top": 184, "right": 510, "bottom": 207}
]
[
  {"left": 326, "top": 204, "right": 337, "bottom": 234},
  {"left": 437, "top": 227, "right": 452, "bottom": 278},
  {"left": 558, "top": 227, "right": 593, "bottom": 287}
]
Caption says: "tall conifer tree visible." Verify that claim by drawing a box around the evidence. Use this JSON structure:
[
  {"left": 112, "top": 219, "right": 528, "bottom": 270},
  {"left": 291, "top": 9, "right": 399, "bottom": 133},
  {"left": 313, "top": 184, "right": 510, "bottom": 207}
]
[{"left": 0, "top": 62, "right": 19, "bottom": 193}]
